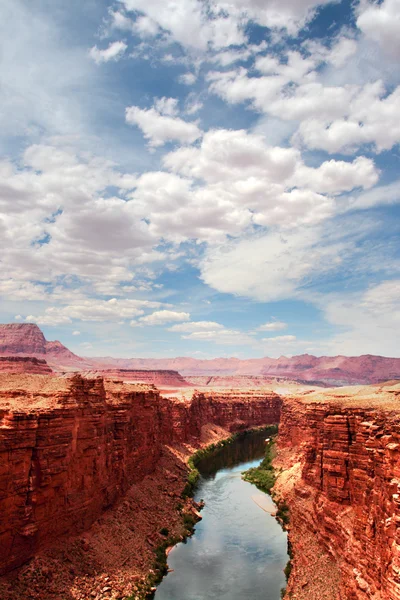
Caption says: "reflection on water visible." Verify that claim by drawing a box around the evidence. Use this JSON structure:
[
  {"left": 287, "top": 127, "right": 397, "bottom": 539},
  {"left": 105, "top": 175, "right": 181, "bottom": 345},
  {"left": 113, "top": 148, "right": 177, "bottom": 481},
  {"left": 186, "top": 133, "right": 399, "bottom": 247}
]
[{"left": 155, "top": 430, "right": 288, "bottom": 600}]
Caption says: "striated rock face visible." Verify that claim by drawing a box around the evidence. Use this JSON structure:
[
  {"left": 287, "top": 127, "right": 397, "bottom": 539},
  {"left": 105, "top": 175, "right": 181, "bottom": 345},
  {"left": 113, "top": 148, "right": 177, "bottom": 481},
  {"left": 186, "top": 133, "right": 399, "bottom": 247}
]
[
  {"left": 159, "top": 389, "right": 282, "bottom": 443},
  {"left": 275, "top": 383, "right": 400, "bottom": 600},
  {"left": 0, "top": 324, "right": 47, "bottom": 355},
  {"left": 0, "top": 375, "right": 163, "bottom": 575},
  {"left": 0, "top": 357, "right": 53, "bottom": 375},
  {"left": 82, "top": 368, "right": 190, "bottom": 387},
  {"left": 0, "top": 374, "right": 281, "bottom": 576},
  {"left": 0, "top": 324, "right": 88, "bottom": 372},
  {"left": 185, "top": 375, "right": 277, "bottom": 387},
  {"left": 189, "top": 390, "right": 281, "bottom": 436}
]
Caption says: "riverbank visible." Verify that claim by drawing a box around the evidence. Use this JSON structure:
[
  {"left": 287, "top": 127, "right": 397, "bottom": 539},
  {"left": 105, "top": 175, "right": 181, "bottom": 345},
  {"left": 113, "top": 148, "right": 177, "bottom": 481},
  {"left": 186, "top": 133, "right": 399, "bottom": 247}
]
[
  {"left": 154, "top": 427, "right": 288, "bottom": 600},
  {"left": 136, "top": 425, "right": 280, "bottom": 599}
]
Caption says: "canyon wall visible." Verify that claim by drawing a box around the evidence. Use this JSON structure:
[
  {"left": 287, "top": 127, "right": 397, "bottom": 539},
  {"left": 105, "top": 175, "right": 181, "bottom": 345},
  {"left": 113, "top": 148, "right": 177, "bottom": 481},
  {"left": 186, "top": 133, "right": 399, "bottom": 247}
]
[
  {"left": 81, "top": 368, "right": 190, "bottom": 387},
  {"left": 0, "top": 357, "right": 53, "bottom": 375},
  {"left": 275, "top": 384, "right": 400, "bottom": 600},
  {"left": 0, "top": 374, "right": 281, "bottom": 576}
]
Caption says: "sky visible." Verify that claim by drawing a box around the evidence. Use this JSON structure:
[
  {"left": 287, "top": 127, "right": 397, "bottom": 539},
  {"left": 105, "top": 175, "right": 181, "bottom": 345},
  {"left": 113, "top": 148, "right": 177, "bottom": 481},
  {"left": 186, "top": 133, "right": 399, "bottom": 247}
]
[{"left": 1, "top": 0, "right": 400, "bottom": 359}]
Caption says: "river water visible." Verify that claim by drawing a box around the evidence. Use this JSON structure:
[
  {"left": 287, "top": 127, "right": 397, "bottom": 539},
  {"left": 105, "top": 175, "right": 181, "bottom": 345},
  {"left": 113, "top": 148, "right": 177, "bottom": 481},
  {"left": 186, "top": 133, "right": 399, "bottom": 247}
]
[{"left": 155, "top": 431, "right": 289, "bottom": 600}]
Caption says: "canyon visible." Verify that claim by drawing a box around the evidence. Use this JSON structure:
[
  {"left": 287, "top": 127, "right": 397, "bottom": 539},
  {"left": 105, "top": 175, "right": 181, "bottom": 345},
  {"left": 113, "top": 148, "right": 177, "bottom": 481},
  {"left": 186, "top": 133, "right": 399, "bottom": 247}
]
[
  {"left": 1, "top": 323, "right": 400, "bottom": 600},
  {"left": 0, "top": 372, "right": 280, "bottom": 600}
]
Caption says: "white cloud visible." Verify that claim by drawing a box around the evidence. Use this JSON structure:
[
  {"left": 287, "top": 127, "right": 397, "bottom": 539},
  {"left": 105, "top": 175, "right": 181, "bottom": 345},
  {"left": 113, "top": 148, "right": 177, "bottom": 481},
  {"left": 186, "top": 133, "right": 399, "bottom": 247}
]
[
  {"left": 72, "top": 330, "right": 81, "bottom": 336},
  {"left": 126, "top": 103, "right": 202, "bottom": 148},
  {"left": 109, "top": 10, "right": 160, "bottom": 38},
  {"left": 200, "top": 223, "right": 360, "bottom": 303},
  {"left": 346, "top": 179, "right": 400, "bottom": 211},
  {"left": 26, "top": 313, "right": 72, "bottom": 326},
  {"left": 169, "top": 320, "right": 224, "bottom": 332},
  {"left": 89, "top": 41, "right": 128, "bottom": 64},
  {"left": 134, "top": 15, "right": 160, "bottom": 37},
  {"left": 303, "top": 36, "right": 358, "bottom": 69},
  {"left": 133, "top": 310, "right": 191, "bottom": 326},
  {"left": 207, "top": 41, "right": 400, "bottom": 155},
  {"left": 121, "top": 0, "right": 246, "bottom": 51},
  {"left": 291, "top": 156, "right": 379, "bottom": 195},
  {"left": 179, "top": 73, "right": 197, "bottom": 85},
  {"left": 0, "top": 0, "right": 96, "bottom": 143},
  {"left": 259, "top": 321, "right": 287, "bottom": 332},
  {"left": 181, "top": 329, "right": 255, "bottom": 345},
  {"left": 121, "top": 0, "right": 337, "bottom": 51},
  {"left": 357, "top": 0, "right": 400, "bottom": 59},
  {"left": 153, "top": 97, "right": 179, "bottom": 116},
  {"left": 24, "top": 298, "right": 163, "bottom": 325},
  {"left": 321, "top": 280, "right": 400, "bottom": 356},
  {"left": 185, "top": 99, "right": 203, "bottom": 115},
  {"left": 162, "top": 129, "right": 378, "bottom": 232},
  {"left": 262, "top": 335, "right": 296, "bottom": 342},
  {"left": 293, "top": 82, "right": 400, "bottom": 153}
]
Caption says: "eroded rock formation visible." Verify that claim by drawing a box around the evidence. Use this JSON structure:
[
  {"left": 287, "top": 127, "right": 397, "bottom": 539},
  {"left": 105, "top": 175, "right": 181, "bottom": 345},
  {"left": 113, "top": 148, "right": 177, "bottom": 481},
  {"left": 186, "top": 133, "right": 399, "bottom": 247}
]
[
  {"left": 0, "top": 324, "right": 47, "bottom": 355},
  {"left": 0, "top": 374, "right": 280, "bottom": 579},
  {"left": 275, "top": 383, "right": 400, "bottom": 600},
  {"left": 0, "top": 357, "right": 53, "bottom": 375},
  {"left": 81, "top": 368, "right": 190, "bottom": 387},
  {"left": 0, "top": 323, "right": 87, "bottom": 371}
]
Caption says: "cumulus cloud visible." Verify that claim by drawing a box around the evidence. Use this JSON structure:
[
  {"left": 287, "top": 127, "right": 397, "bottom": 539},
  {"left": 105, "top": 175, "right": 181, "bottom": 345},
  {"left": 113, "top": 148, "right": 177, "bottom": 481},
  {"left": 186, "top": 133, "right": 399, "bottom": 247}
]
[
  {"left": 208, "top": 44, "right": 400, "bottom": 154},
  {"left": 121, "top": 0, "right": 335, "bottom": 52},
  {"left": 168, "top": 321, "right": 225, "bottom": 332},
  {"left": 26, "top": 313, "right": 72, "bottom": 326},
  {"left": 89, "top": 41, "right": 128, "bottom": 64},
  {"left": 258, "top": 321, "right": 287, "bottom": 332},
  {"left": 262, "top": 335, "right": 296, "bottom": 342},
  {"left": 132, "top": 310, "right": 191, "bottom": 326},
  {"left": 181, "top": 329, "right": 255, "bottom": 345},
  {"left": 162, "top": 129, "right": 378, "bottom": 232},
  {"left": 109, "top": 10, "right": 160, "bottom": 38},
  {"left": 293, "top": 82, "right": 400, "bottom": 153},
  {"left": 126, "top": 101, "right": 202, "bottom": 148},
  {"left": 357, "top": 0, "right": 400, "bottom": 59},
  {"left": 24, "top": 298, "right": 163, "bottom": 325},
  {"left": 178, "top": 73, "right": 197, "bottom": 85},
  {"left": 121, "top": 0, "right": 246, "bottom": 51}
]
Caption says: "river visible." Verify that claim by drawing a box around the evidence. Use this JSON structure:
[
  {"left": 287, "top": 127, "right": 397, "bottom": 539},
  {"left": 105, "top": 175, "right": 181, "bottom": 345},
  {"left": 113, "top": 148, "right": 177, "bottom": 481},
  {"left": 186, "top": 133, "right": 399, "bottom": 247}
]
[{"left": 155, "top": 430, "right": 289, "bottom": 600}]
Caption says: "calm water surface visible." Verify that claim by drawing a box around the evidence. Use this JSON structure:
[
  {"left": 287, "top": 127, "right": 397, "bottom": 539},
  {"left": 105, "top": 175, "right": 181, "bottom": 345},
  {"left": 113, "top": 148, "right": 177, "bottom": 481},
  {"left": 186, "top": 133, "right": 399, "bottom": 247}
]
[{"left": 155, "top": 431, "right": 288, "bottom": 600}]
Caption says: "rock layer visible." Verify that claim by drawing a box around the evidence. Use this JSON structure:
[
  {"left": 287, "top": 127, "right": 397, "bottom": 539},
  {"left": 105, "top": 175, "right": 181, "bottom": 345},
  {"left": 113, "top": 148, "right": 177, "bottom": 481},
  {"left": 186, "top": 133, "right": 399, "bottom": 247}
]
[
  {"left": 0, "top": 374, "right": 280, "bottom": 576},
  {"left": 81, "top": 368, "right": 190, "bottom": 387},
  {"left": 0, "top": 324, "right": 47, "bottom": 355},
  {"left": 275, "top": 383, "right": 400, "bottom": 600},
  {"left": 0, "top": 357, "right": 53, "bottom": 375}
]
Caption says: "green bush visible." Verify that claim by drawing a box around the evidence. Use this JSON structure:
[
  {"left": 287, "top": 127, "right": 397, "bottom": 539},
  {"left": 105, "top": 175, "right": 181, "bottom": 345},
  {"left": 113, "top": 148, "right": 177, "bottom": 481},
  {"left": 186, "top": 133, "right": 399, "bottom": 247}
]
[{"left": 242, "top": 438, "right": 277, "bottom": 494}]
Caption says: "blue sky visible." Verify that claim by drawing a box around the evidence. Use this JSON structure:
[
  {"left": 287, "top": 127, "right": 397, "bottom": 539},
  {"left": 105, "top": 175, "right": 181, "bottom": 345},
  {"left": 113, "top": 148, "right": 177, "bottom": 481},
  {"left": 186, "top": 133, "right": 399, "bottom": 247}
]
[{"left": 1, "top": 0, "right": 400, "bottom": 358}]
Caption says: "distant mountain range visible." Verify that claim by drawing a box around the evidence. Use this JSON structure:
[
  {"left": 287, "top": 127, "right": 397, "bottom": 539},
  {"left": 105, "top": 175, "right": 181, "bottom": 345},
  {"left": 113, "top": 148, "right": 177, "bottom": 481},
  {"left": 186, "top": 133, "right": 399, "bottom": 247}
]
[{"left": 1, "top": 323, "right": 400, "bottom": 386}]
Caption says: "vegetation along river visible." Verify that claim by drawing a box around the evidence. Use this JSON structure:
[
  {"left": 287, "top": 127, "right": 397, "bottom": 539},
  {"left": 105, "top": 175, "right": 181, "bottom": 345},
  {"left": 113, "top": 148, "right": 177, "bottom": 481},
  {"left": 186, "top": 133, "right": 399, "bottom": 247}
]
[{"left": 155, "top": 429, "right": 289, "bottom": 600}]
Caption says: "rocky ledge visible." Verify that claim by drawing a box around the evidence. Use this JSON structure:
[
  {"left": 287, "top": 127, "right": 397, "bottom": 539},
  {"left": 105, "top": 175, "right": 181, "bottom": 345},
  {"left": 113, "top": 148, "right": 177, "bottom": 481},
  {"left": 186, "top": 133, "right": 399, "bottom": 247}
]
[{"left": 274, "top": 382, "right": 400, "bottom": 600}]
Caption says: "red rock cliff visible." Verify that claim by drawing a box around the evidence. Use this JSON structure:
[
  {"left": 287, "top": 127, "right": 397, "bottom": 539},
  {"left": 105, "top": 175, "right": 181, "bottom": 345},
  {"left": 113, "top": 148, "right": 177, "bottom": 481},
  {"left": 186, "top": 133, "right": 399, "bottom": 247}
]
[
  {"left": 82, "top": 368, "right": 190, "bottom": 387},
  {"left": 275, "top": 383, "right": 400, "bottom": 600},
  {"left": 0, "top": 324, "right": 47, "bottom": 355},
  {"left": 0, "top": 374, "right": 281, "bottom": 576},
  {"left": 0, "top": 357, "right": 53, "bottom": 375}
]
